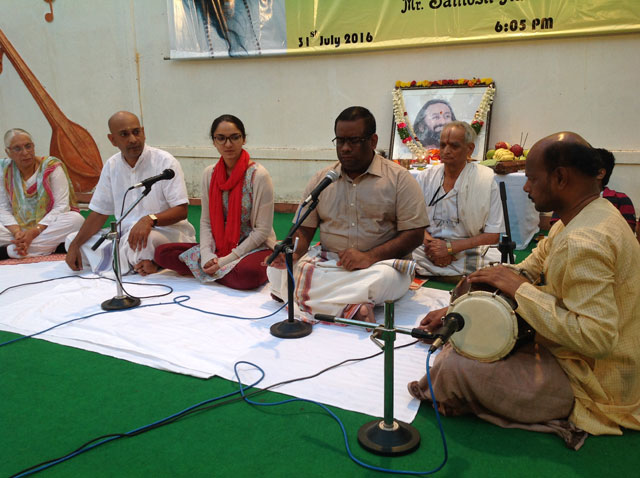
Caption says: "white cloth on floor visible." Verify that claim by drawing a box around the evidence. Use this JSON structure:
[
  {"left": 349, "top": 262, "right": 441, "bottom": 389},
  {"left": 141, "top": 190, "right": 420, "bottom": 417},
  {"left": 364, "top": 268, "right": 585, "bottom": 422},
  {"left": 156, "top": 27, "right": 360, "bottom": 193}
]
[{"left": 0, "top": 261, "right": 450, "bottom": 423}]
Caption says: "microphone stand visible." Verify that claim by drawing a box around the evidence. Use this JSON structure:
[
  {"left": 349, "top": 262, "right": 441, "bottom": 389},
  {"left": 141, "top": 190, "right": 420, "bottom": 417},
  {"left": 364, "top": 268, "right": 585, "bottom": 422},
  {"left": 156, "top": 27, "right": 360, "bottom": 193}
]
[
  {"left": 91, "top": 186, "right": 151, "bottom": 311},
  {"left": 497, "top": 181, "right": 516, "bottom": 264},
  {"left": 315, "top": 302, "right": 433, "bottom": 456},
  {"left": 265, "top": 199, "right": 320, "bottom": 339}
]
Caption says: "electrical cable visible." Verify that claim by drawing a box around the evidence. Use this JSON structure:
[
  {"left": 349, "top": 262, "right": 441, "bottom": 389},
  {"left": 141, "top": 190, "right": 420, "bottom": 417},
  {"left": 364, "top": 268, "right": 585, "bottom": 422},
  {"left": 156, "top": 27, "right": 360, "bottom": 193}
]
[
  {"left": 0, "top": 296, "right": 181, "bottom": 348},
  {"left": 0, "top": 272, "right": 174, "bottom": 299},
  {"left": 113, "top": 187, "right": 169, "bottom": 300},
  {"left": 233, "top": 352, "right": 448, "bottom": 475},
  {"left": 95, "top": 186, "right": 171, "bottom": 301},
  {"left": 9, "top": 369, "right": 264, "bottom": 478},
  {"left": 5, "top": 200, "right": 448, "bottom": 475},
  {"left": 9, "top": 341, "right": 422, "bottom": 478},
  {"left": 112, "top": 266, "right": 174, "bottom": 300},
  {"left": 169, "top": 294, "right": 287, "bottom": 320},
  {"left": 0, "top": 274, "right": 91, "bottom": 296},
  {"left": 0, "top": 294, "right": 287, "bottom": 348}
]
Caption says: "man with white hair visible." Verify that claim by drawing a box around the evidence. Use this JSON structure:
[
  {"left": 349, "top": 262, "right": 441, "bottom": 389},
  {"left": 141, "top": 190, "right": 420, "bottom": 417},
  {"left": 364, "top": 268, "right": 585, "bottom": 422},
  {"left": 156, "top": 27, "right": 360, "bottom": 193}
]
[{"left": 412, "top": 121, "right": 504, "bottom": 281}]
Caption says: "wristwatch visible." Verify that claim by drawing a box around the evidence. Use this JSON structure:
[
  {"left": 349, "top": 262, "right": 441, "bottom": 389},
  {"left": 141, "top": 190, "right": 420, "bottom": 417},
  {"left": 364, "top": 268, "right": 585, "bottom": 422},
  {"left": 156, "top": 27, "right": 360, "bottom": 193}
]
[
  {"left": 148, "top": 214, "right": 158, "bottom": 227},
  {"left": 446, "top": 240, "right": 454, "bottom": 255}
]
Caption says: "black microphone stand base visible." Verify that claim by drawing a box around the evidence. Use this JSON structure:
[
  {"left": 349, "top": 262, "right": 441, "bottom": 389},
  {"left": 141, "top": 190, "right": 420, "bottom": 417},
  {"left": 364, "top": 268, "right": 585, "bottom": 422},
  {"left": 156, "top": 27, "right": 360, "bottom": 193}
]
[
  {"left": 101, "top": 295, "right": 141, "bottom": 311},
  {"left": 357, "top": 419, "right": 421, "bottom": 456},
  {"left": 498, "top": 235, "right": 516, "bottom": 265},
  {"left": 270, "top": 319, "right": 312, "bottom": 339}
]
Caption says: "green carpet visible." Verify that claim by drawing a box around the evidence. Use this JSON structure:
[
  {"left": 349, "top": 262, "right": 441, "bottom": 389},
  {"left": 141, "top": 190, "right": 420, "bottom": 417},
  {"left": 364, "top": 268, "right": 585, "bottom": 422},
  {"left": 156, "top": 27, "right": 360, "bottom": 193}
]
[
  {"left": 2, "top": 329, "right": 638, "bottom": 477},
  {"left": 2, "top": 211, "right": 638, "bottom": 477}
]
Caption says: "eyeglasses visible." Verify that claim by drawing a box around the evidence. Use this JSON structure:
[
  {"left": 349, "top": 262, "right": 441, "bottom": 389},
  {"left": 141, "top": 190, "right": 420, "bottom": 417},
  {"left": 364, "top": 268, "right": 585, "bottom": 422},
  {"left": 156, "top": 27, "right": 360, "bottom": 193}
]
[
  {"left": 8, "top": 143, "right": 34, "bottom": 154},
  {"left": 332, "top": 136, "right": 371, "bottom": 146},
  {"left": 213, "top": 134, "right": 243, "bottom": 145}
]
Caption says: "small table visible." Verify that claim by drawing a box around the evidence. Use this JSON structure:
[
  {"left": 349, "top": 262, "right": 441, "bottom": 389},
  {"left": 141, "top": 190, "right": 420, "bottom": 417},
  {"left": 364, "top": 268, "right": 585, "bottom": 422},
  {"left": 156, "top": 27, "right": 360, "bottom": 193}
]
[{"left": 409, "top": 167, "right": 538, "bottom": 250}]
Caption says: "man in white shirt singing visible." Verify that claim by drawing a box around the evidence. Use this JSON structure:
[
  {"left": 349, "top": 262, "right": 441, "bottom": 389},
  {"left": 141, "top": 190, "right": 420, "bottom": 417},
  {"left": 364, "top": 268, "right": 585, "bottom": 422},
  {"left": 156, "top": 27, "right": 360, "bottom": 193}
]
[{"left": 66, "top": 111, "right": 195, "bottom": 275}]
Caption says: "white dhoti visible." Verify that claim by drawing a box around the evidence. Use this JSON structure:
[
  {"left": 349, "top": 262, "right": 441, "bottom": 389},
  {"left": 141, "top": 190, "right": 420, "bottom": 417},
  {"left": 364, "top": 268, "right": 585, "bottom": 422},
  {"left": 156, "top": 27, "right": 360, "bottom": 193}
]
[
  {"left": 267, "top": 246, "right": 416, "bottom": 322},
  {"left": 413, "top": 163, "right": 504, "bottom": 278},
  {"left": 0, "top": 211, "right": 84, "bottom": 258},
  {"left": 65, "top": 225, "right": 188, "bottom": 275},
  {"left": 413, "top": 244, "right": 501, "bottom": 277}
]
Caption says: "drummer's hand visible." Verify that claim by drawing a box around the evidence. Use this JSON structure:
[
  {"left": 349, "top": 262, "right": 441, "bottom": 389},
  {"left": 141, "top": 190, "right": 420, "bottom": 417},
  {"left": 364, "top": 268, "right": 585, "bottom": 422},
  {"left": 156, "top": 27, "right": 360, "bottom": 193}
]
[
  {"left": 468, "top": 265, "right": 529, "bottom": 299},
  {"left": 418, "top": 306, "right": 448, "bottom": 336}
]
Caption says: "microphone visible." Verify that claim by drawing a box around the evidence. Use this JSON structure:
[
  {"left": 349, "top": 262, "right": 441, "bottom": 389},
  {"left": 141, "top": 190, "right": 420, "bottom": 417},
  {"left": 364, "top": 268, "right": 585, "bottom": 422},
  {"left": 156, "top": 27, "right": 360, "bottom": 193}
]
[
  {"left": 131, "top": 169, "right": 175, "bottom": 189},
  {"left": 313, "top": 313, "right": 435, "bottom": 340},
  {"left": 429, "top": 312, "right": 465, "bottom": 353},
  {"left": 301, "top": 170, "right": 339, "bottom": 206}
]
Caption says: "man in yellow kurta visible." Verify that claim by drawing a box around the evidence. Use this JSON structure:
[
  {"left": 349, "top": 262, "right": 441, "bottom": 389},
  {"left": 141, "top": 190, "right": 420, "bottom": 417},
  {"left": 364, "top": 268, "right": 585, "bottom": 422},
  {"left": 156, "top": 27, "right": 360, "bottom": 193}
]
[{"left": 410, "top": 132, "right": 640, "bottom": 448}]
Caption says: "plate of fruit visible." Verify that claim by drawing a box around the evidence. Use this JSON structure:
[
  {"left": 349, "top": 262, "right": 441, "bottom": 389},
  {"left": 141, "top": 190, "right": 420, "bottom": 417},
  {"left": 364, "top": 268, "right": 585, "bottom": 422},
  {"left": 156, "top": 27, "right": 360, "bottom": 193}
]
[{"left": 480, "top": 138, "right": 529, "bottom": 174}]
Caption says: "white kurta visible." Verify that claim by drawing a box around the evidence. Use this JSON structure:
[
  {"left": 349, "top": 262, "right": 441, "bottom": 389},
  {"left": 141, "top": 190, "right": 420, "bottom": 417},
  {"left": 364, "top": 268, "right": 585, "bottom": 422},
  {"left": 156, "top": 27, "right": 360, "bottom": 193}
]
[
  {"left": 412, "top": 162, "right": 504, "bottom": 276},
  {"left": 66, "top": 145, "right": 195, "bottom": 274}
]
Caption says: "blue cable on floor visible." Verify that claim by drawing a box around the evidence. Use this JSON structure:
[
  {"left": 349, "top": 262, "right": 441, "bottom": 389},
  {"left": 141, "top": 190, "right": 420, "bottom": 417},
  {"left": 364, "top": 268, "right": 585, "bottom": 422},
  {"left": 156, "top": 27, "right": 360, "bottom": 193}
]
[
  {"left": 13, "top": 355, "right": 447, "bottom": 477},
  {"left": 1, "top": 258, "right": 294, "bottom": 348},
  {"left": 0, "top": 299, "right": 177, "bottom": 347},
  {"left": 233, "top": 353, "right": 448, "bottom": 475},
  {"left": 11, "top": 370, "right": 265, "bottom": 478},
  {"left": 5, "top": 258, "right": 449, "bottom": 475}
]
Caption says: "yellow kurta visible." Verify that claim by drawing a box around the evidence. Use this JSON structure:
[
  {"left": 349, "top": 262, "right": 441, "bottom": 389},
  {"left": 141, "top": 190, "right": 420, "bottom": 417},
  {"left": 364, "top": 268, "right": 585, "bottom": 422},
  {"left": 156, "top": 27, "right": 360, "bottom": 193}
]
[{"left": 516, "top": 198, "right": 640, "bottom": 435}]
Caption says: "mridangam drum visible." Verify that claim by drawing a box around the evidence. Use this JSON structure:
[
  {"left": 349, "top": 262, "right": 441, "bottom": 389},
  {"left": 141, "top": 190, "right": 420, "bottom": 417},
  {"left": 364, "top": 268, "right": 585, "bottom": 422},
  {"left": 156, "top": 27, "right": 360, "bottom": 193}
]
[{"left": 447, "top": 278, "right": 535, "bottom": 362}]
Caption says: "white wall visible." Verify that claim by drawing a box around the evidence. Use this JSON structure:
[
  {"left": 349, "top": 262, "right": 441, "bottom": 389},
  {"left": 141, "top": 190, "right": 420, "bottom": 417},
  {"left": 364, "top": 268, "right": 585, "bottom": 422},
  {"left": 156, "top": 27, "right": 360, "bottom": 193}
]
[{"left": 1, "top": 0, "right": 638, "bottom": 210}]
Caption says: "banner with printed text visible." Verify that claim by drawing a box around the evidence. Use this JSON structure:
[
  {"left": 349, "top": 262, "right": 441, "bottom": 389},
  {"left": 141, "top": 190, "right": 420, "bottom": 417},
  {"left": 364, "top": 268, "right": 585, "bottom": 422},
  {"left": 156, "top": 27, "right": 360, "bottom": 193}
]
[{"left": 168, "top": 0, "right": 640, "bottom": 59}]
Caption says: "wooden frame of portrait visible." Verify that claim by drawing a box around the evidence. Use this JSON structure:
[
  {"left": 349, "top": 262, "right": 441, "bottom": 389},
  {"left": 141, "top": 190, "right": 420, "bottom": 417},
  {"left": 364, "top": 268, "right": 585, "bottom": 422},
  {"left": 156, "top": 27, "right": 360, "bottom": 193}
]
[{"left": 390, "top": 83, "right": 494, "bottom": 161}]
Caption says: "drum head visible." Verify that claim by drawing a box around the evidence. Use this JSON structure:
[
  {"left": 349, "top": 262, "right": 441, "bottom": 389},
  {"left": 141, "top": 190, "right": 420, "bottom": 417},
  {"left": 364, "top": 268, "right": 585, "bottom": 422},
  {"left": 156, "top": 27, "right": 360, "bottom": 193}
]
[{"left": 448, "top": 291, "right": 519, "bottom": 362}]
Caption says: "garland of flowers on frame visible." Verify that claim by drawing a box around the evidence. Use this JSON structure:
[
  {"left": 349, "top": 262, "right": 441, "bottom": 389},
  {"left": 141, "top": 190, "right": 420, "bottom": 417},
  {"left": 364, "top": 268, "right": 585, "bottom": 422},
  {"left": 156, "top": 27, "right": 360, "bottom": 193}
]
[{"left": 392, "top": 78, "right": 496, "bottom": 160}]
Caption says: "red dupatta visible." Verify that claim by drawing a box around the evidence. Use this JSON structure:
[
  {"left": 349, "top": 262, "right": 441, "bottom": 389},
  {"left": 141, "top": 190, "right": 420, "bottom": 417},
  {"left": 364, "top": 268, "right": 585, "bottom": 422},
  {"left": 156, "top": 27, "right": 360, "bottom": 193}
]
[{"left": 209, "top": 149, "right": 251, "bottom": 257}]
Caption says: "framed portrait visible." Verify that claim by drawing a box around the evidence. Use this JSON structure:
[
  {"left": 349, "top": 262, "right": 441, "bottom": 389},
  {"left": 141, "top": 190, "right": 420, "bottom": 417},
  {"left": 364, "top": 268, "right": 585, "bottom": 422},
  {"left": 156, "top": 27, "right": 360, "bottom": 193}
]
[{"left": 390, "top": 82, "right": 495, "bottom": 161}]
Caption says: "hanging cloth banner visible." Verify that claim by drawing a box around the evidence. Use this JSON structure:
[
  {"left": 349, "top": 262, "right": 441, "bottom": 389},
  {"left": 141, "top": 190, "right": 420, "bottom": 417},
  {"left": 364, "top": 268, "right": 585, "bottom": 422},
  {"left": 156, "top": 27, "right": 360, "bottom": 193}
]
[{"left": 168, "top": 0, "right": 640, "bottom": 59}]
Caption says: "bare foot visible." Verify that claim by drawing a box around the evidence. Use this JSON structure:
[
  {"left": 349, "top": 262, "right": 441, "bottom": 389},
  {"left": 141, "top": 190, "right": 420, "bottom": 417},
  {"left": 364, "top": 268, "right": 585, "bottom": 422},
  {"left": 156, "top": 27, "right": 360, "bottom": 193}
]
[
  {"left": 134, "top": 260, "right": 159, "bottom": 276},
  {"left": 407, "top": 380, "right": 430, "bottom": 401},
  {"left": 354, "top": 303, "right": 375, "bottom": 324}
]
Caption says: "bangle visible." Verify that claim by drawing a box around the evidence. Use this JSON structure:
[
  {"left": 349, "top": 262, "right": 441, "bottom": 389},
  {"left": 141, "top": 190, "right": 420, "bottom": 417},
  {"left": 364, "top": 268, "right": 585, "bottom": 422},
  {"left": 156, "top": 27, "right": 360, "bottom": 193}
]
[{"left": 446, "top": 240, "right": 454, "bottom": 255}]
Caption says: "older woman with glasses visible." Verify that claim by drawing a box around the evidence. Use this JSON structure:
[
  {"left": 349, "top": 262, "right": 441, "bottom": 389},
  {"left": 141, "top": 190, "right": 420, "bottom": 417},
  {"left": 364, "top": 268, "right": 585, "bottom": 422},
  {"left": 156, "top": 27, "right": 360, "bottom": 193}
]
[
  {"left": 0, "top": 128, "right": 84, "bottom": 259},
  {"left": 154, "top": 114, "right": 276, "bottom": 289}
]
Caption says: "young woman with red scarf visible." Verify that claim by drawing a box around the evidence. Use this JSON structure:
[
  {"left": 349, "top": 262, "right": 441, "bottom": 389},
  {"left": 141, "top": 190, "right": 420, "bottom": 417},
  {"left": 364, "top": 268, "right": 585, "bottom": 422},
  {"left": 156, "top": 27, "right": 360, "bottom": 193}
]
[{"left": 154, "top": 115, "right": 276, "bottom": 289}]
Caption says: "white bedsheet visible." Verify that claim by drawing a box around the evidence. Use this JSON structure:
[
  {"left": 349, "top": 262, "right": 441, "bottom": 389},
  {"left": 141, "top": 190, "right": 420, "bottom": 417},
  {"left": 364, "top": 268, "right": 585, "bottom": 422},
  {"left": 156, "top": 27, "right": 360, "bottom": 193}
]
[{"left": 0, "top": 262, "right": 450, "bottom": 422}]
